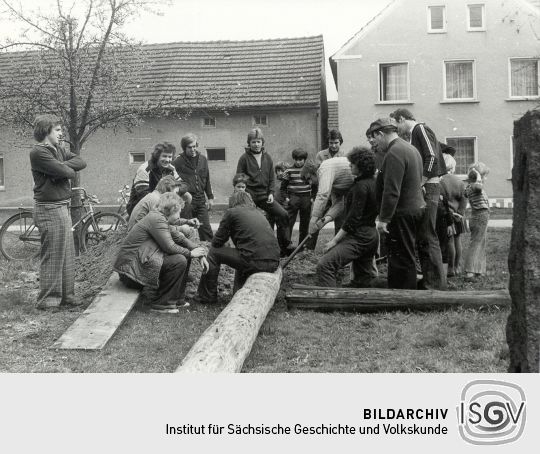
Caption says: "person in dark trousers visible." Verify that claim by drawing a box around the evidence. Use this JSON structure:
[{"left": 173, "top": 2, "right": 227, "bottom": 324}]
[
  {"left": 173, "top": 133, "right": 214, "bottom": 241},
  {"left": 30, "top": 114, "right": 87, "bottom": 309},
  {"left": 316, "top": 146, "right": 379, "bottom": 288},
  {"left": 196, "top": 191, "right": 280, "bottom": 304},
  {"left": 371, "top": 118, "right": 425, "bottom": 289},
  {"left": 236, "top": 128, "right": 293, "bottom": 257},
  {"left": 390, "top": 108, "right": 447, "bottom": 290},
  {"left": 281, "top": 148, "right": 313, "bottom": 248},
  {"left": 114, "top": 192, "right": 208, "bottom": 313}
]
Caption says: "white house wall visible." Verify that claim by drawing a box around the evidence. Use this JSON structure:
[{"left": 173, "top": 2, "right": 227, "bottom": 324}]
[
  {"left": 334, "top": 0, "right": 540, "bottom": 198},
  {"left": 0, "top": 109, "right": 320, "bottom": 206}
]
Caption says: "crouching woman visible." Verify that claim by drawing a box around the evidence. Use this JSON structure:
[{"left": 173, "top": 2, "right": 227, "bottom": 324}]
[{"left": 114, "top": 192, "right": 207, "bottom": 313}]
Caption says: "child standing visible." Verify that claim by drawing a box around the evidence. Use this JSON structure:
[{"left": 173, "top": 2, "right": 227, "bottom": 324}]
[
  {"left": 281, "top": 149, "right": 314, "bottom": 247},
  {"left": 236, "top": 128, "right": 293, "bottom": 256},
  {"left": 464, "top": 162, "right": 490, "bottom": 281}
]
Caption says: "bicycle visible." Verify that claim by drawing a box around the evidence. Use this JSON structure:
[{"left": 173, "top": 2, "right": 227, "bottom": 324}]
[
  {"left": 0, "top": 186, "right": 127, "bottom": 261},
  {"left": 117, "top": 184, "right": 130, "bottom": 219}
]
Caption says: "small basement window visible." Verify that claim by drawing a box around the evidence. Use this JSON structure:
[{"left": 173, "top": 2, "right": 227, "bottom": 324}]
[
  {"left": 129, "top": 152, "right": 146, "bottom": 164},
  {"left": 203, "top": 117, "right": 216, "bottom": 128},
  {"left": 253, "top": 115, "right": 268, "bottom": 126},
  {"left": 206, "top": 148, "right": 226, "bottom": 161}
]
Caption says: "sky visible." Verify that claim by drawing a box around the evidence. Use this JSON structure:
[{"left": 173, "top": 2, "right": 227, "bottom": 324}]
[{"left": 0, "top": 0, "right": 390, "bottom": 100}]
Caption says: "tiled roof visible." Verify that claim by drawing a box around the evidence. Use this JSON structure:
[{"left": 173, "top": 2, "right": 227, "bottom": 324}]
[
  {"left": 0, "top": 36, "right": 325, "bottom": 111},
  {"left": 137, "top": 36, "right": 325, "bottom": 109},
  {"left": 327, "top": 101, "right": 339, "bottom": 130}
]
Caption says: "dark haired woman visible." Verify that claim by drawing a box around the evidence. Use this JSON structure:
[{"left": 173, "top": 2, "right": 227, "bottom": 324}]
[
  {"left": 316, "top": 146, "right": 379, "bottom": 288},
  {"left": 30, "top": 114, "right": 87, "bottom": 308}
]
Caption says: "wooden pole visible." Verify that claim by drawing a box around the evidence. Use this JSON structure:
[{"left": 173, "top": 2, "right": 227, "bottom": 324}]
[
  {"left": 507, "top": 110, "right": 540, "bottom": 372},
  {"left": 286, "top": 287, "right": 510, "bottom": 312},
  {"left": 177, "top": 268, "right": 282, "bottom": 373}
]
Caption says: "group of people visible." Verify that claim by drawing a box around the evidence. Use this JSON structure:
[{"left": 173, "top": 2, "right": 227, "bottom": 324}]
[{"left": 29, "top": 111, "right": 490, "bottom": 312}]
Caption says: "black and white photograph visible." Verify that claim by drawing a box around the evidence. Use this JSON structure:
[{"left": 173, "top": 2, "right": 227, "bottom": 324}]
[{"left": 0, "top": 0, "right": 538, "bottom": 378}]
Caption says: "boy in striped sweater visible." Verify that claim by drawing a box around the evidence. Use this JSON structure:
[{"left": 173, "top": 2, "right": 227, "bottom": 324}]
[{"left": 281, "top": 148, "right": 315, "bottom": 248}]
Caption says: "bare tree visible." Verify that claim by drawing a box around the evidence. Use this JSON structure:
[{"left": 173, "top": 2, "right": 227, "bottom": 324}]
[{"left": 0, "top": 0, "right": 239, "bottom": 249}]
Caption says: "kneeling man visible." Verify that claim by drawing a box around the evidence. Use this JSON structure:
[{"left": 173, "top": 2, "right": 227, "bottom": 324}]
[
  {"left": 316, "top": 146, "right": 379, "bottom": 287},
  {"left": 196, "top": 191, "right": 280, "bottom": 304}
]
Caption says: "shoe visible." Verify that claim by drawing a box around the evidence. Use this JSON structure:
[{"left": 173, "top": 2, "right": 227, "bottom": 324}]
[
  {"left": 62, "top": 297, "right": 83, "bottom": 306},
  {"left": 280, "top": 246, "right": 296, "bottom": 258},
  {"left": 150, "top": 304, "right": 179, "bottom": 314},
  {"left": 192, "top": 295, "right": 218, "bottom": 305},
  {"left": 36, "top": 297, "right": 62, "bottom": 309},
  {"left": 150, "top": 307, "right": 179, "bottom": 314}
]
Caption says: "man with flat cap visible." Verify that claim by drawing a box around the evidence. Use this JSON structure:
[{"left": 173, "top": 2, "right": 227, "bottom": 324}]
[{"left": 370, "top": 118, "right": 425, "bottom": 289}]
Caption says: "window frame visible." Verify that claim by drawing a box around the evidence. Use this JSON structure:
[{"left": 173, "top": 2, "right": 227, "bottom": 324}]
[
  {"left": 467, "top": 3, "right": 486, "bottom": 32},
  {"left": 0, "top": 154, "right": 4, "bottom": 190},
  {"left": 508, "top": 57, "right": 540, "bottom": 100},
  {"left": 442, "top": 59, "right": 477, "bottom": 102},
  {"left": 202, "top": 116, "right": 216, "bottom": 128},
  {"left": 377, "top": 61, "right": 411, "bottom": 104},
  {"left": 129, "top": 151, "right": 146, "bottom": 165},
  {"left": 205, "top": 147, "right": 226, "bottom": 162},
  {"left": 444, "top": 136, "right": 478, "bottom": 178},
  {"left": 253, "top": 114, "right": 268, "bottom": 126},
  {"left": 427, "top": 5, "right": 447, "bottom": 33}
]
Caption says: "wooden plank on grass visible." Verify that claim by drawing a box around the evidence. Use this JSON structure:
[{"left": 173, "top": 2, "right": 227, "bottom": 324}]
[
  {"left": 286, "top": 287, "right": 510, "bottom": 312},
  {"left": 177, "top": 267, "right": 282, "bottom": 373},
  {"left": 50, "top": 273, "right": 139, "bottom": 350}
]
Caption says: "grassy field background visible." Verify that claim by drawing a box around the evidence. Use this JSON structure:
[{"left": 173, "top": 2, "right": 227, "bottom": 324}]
[{"left": 0, "top": 226, "right": 511, "bottom": 373}]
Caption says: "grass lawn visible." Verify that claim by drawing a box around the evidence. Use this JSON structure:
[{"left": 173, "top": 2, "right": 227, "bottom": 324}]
[{"left": 0, "top": 227, "right": 511, "bottom": 373}]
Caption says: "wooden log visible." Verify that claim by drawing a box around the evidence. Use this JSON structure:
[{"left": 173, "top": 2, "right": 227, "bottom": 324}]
[
  {"left": 176, "top": 267, "right": 282, "bottom": 373},
  {"left": 286, "top": 287, "right": 510, "bottom": 312},
  {"left": 507, "top": 110, "right": 540, "bottom": 372}
]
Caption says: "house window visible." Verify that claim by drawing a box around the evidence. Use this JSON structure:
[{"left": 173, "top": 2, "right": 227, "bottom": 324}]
[
  {"left": 203, "top": 117, "right": 216, "bottom": 128},
  {"left": 129, "top": 152, "right": 146, "bottom": 165},
  {"left": 428, "top": 5, "right": 446, "bottom": 32},
  {"left": 0, "top": 155, "right": 4, "bottom": 190},
  {"left": 446, "top": 137, "right": 476, "bottom": 175},
  {"left": 467, "top": 4, "right": 485, "bottom": 31},
  {"left": 206, "top": 148, "right": 226, "bottom": 161},
  {"left": 253, "top": 115, "right": 268, "bottom": 126},
  {"left": 444, "top": 60, "right": 476, "bottom": 100},
  {"left": 378, "top": 62, "right": 409, "bottom": 102},
  {"left": 509, "top": 58, "right": 539, "bottom": 98}
]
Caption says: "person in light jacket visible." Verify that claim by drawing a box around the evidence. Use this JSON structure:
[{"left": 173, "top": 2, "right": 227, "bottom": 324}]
[{"left": 114, "top": 192, "right": 207, "bottom": 313}]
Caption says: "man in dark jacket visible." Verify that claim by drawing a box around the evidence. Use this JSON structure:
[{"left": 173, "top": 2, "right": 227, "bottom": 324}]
[
  {"left": 196, "top": 191, "right": 280, "bottom": 304},
  {"left": 236, "top": 128, "right": 292, "bottom": 256},
  {"left": 173, "top": 133, "right": 214, "bottom": 241},
  {"left": 390, "top": 108, "right": 447, "bottom": 290},
  {"left": 371, "top": 118, "right": 425, "bottom": 289}
]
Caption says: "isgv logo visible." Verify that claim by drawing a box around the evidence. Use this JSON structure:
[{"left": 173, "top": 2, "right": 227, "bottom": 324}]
[{"left": 457, "top": 379, "right": 526, "bottom": 445}]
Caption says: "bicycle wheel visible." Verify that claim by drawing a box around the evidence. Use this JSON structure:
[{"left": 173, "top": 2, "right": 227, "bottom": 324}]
[
  {"left": 0, "top": 211, "right": 41, "bottom": 261},
  {"left": 79, "top": 211, "right": 127, "bottom": 253}
]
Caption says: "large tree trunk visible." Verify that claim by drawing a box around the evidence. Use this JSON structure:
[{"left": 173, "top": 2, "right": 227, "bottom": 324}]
[
  {"left": 177, "top": 268, "right": 282, "bottom": 373},
  {"left": 507, "top": 110, "right": 540, "bottom": 373},
  {"left": 286, "top": 286, "right": 510, "bottom": 312}
]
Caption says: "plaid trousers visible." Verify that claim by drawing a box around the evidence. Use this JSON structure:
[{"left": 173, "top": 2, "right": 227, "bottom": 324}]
[{"left": 33, "top": 201, "right": 75, "bottom": 304}]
